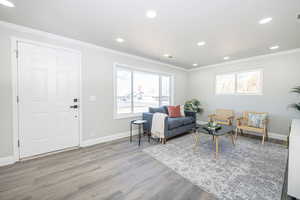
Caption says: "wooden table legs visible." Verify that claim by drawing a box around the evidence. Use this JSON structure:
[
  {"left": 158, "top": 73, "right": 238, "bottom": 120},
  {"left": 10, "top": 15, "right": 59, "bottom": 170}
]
[
  {"left": 193, "top": 132, "right": 200, "bottom": 150},
  {"left": 215, "top": 133, "right": 235, "bottom": 158},
  {"left": 215, "top": 136, "right": 219, "bottom": 158},
  {"left": 231, "top": 131, "right": 236, "bottom": 145},
  {"left": 193, "top": 131, "right": 237, "bottom": 158}
]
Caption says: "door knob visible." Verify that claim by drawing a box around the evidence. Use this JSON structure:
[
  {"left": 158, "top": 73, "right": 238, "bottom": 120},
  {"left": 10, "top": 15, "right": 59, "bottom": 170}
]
[{"left": 70, "top": 105, "right": 78, "bottom": 109}]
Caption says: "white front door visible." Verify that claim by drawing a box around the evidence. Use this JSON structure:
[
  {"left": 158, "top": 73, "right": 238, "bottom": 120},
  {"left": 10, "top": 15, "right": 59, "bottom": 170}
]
[{"left": 18, "top": 41, "right": 80, "bottom": 158}]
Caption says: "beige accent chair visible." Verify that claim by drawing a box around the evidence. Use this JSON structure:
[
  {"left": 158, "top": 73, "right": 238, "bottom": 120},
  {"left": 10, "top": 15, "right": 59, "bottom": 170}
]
[
  {"left": 236, "top": 111, "right": 268, "bottom": 144},
  {"left": 208, "top": 109, "right": 234, "bottom": 126}
]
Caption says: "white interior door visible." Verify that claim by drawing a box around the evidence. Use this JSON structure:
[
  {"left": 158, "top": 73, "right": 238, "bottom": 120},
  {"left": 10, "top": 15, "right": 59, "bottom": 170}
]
[{"left": 18, "top": 41, "right": 80, "bottom": 159}]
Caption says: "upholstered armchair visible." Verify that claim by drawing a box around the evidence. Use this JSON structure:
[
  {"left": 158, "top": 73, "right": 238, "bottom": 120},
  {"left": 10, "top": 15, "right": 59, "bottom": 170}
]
[
  {"left": 236, "top": 111, "right": 268, "bottom": 144},
  {"left": 208, "top": 109, "right": 234, "bottom": 126}
]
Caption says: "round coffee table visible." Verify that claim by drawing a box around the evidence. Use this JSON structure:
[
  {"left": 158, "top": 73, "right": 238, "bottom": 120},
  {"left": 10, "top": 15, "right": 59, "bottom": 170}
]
[
  {"left": 130, "top": 120, "right": 148, "bottom": 146},
  {"left": 192, "top": 124, "right": 236, "bottom": 158}
]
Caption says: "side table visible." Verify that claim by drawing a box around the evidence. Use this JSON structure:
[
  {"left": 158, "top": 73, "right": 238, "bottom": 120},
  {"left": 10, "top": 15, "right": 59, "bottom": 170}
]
[{"left": 130, "top": 120, "right": 148, "bottom": 146}]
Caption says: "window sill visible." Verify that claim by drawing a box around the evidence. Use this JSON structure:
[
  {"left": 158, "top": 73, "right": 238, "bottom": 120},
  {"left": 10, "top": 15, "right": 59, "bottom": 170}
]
[
  {"left": 215, "top": 92, "right": 263, "bottom": 96},
  {"left": 114, "top": 113, "right": 142, "bottom": 120},
  {"left": 236, "top": 92, "right": 263, "bottom": 96}
]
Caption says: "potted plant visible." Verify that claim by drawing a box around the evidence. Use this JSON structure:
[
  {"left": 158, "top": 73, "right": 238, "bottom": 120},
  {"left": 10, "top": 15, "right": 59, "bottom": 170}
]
[
  {"left": 184, "top": 99, "right": 203, "bottom": 120},
  {"left": 291, "top": 86, "right": 300, "bottom": 112}
]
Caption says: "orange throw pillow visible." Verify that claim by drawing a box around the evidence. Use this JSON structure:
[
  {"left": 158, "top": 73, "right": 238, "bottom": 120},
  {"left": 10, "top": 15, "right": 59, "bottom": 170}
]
[{"left": 168, "top": 105, "right": 182, "bottom": 118}]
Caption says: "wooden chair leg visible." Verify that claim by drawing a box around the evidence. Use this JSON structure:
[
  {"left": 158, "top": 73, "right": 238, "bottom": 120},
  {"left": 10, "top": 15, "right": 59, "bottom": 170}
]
[
  {"left": 262, "top": 132, "right": 265, "bottom": 144},
  {"left": 235, "top": 128, "right": 239, "bottom": 140},
  {"left": 215, "top": 136, "right": 219, "bottom": 159},
  {"left": 231, "top": 132, "right": 235, "bottom": 145}
]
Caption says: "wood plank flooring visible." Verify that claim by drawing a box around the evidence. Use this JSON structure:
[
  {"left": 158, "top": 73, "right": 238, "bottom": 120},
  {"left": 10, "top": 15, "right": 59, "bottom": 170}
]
[{"left": 0, "top": 136, "right": 216, "bottom": 200}]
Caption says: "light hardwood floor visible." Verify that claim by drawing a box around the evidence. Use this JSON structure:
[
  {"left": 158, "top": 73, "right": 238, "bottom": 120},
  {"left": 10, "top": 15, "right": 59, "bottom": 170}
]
[{"left": 0, "top": 136, "right": 216, "bottom": 200}]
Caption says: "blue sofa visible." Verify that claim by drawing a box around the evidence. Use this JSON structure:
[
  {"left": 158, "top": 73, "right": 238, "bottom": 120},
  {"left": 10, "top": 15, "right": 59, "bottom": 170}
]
[{"left": 142, "top": 106, "right": 196, "bottom": 141}]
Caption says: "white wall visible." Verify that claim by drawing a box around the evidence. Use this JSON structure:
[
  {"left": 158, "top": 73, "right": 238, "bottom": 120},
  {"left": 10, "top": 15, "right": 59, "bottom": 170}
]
[
  {"left": 1, "top": 21, "right": 298, "bottom": 161},
  {"left": 0, "top": 22, "right": 188, "bottom": 158},
  {"left": 188, "top": 50, "right": 300, "bottom": 135}
]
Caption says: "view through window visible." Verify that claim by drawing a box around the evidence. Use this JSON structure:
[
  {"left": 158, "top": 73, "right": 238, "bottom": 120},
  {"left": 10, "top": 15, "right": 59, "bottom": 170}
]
[
  {"left": 216, "top": 70, "right": 262, "bottom": 95},
  {"left": 237, "top": 71, "right": 262, "bottom": 94},
  {"left": 115, "top": 65, "right": 172, "bottom": 117},
  {"left": 216, "top": 73, "right": 235, "bottom": 94}
]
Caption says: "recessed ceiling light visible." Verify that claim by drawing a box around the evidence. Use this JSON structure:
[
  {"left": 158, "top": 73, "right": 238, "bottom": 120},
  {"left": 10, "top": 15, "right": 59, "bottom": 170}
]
[
  {"left": 223, "top": 56, "right": 230, "bottom": 60},
  {"left": 197, "top": 41, "right": 206, "bottom": 46},
  {"left": 192, "top": 63, "right": 198, "bottom": 67},
  {"left": 146, "top": 10, "right": 157, "bottom": 18},
  {"left": 0, "top": 0, "right": 15, "bottom": 7},
  {"left": 115, "top": 38, "right": 125, "bottom": 43},
  {"left": 269, "top": 45, "right": 279, "bottom": 50},
  {"left": 259, "top": 17, "right": 272, "bottom": 24}
]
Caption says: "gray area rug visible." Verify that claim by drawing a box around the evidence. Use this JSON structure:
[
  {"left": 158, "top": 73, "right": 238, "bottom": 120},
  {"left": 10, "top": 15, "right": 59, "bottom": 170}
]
[{"left": 143, "top": 133, "right": 288, "bottom": 200}]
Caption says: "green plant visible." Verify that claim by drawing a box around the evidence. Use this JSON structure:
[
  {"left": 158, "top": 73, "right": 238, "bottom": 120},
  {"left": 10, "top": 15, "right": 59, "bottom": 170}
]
[
  {"left": 184, "top": 99, "right": 203, "bottom": 113},
  {"left": 291, "top": 86, "right": 300, "bottom": 111}
]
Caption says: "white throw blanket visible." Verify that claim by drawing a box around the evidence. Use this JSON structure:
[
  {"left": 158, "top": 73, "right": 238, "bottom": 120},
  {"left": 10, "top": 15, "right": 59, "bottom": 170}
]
[{"left": 151, "top": 113, "right": 168, "bottom": 139}]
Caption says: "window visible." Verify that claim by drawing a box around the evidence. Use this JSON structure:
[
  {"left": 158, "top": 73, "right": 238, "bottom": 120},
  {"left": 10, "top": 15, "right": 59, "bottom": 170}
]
[
  {"left": 237, "top": 71, "right": 262, "bottom": 94},
  {"left": 161, "top": 76, "right": 171, "bottom": 105},
  {"left": 216, "top": 69, "right": 263, "bottom": 95},
  {"left": 216, "top": 73, "right": 235, "bottom": 94},
  {"left": 133, "top": 71, "right": 159, "bottom": 113},
  {"left": 116, "top": 69, "right": 132, "bottom": 114},
  {"left": 114, "top": 64, "right": 172, "bottom": 118}
]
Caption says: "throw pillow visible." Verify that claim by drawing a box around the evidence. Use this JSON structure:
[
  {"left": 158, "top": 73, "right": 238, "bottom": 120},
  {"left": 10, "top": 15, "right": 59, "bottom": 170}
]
[
  {"left": 248, "top": 113, "right": 267, "bottom": 128},
  {"left": 149, "top": 106, "right": 167, "bottom": 114},
  {"left": 180, "top": 105, "right": 185, "bottom": 117},
  {"left": 168, "top": 105, "right": 182, "bottom": 118}
]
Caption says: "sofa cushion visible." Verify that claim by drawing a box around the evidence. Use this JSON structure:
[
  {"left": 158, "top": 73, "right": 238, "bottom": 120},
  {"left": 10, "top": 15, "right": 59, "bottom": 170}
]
[
  {"left": 182, "top": 116, "right": 195, "bottom": 125},
  {"left": 149, "top": 106, "right": 168, "bottom": 114},
  {"left": 168, "top": 117, "right": 195, "bottom": 130},
  {"left": 166, "top": 123, "right": 195, "bottom": 138},
  {"left": 168, "top": 117, "right": 185, "bottom": 129},
  {"left": 180, "top": 105, "right": 185, "bottom": 117}
]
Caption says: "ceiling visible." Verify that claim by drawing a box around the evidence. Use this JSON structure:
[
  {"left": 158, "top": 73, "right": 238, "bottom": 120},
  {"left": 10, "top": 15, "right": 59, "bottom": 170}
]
[{"left": 0, "top": 0, "right": 300, "bottom": 69}]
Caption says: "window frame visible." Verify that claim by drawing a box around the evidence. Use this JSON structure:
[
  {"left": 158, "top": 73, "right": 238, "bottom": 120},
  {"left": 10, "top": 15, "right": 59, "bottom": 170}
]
[
  {"left": 113, "top": 63, "right": 174, "bottom": 119},
  {"left": 215, "top": 69, "right": 263, "bottom": 96},
  {"left": 215, "top": 73, "right": 236, "bottom": 95}
]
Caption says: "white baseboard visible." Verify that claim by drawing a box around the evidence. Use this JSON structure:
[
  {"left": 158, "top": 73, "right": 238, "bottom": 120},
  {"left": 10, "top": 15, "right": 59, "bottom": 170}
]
[
  {"left": 81, "top": 130, "right": 139, "bottom": 147},
  {"left": 245, "top": 131, "right": 288, "bottom": 141},
  {"left": 0, "top": 130, "right": 139, "bottom": 166},
  {"left": 268, "top": 132, "right": 288, "bottom": 141},
  {"left": 0, "top": 156, "right": 16, "bottom": 167},
  {"left": 0, "top": 130, "right": 286, "bottom": 167}
]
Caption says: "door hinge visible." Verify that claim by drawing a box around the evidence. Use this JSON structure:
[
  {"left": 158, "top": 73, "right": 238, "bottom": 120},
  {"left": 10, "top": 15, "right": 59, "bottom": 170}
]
[
  {"left": 15, "top": 50, "right": 19, "bottom": 59},
  {"left": 17, "top": 96, "right": 19, "bottom": 103},
  {"left": 18, "top": 140, "right": 20, "bottom": 147}
]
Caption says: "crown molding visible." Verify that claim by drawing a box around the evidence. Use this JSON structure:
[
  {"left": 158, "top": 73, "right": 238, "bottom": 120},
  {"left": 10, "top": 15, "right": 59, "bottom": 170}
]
[
  {"left": 189, "top": 48, "right": 300, "bottom": 72},
  {"left": 0, "top": 20, "right": 188, "bottom": 72}
]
